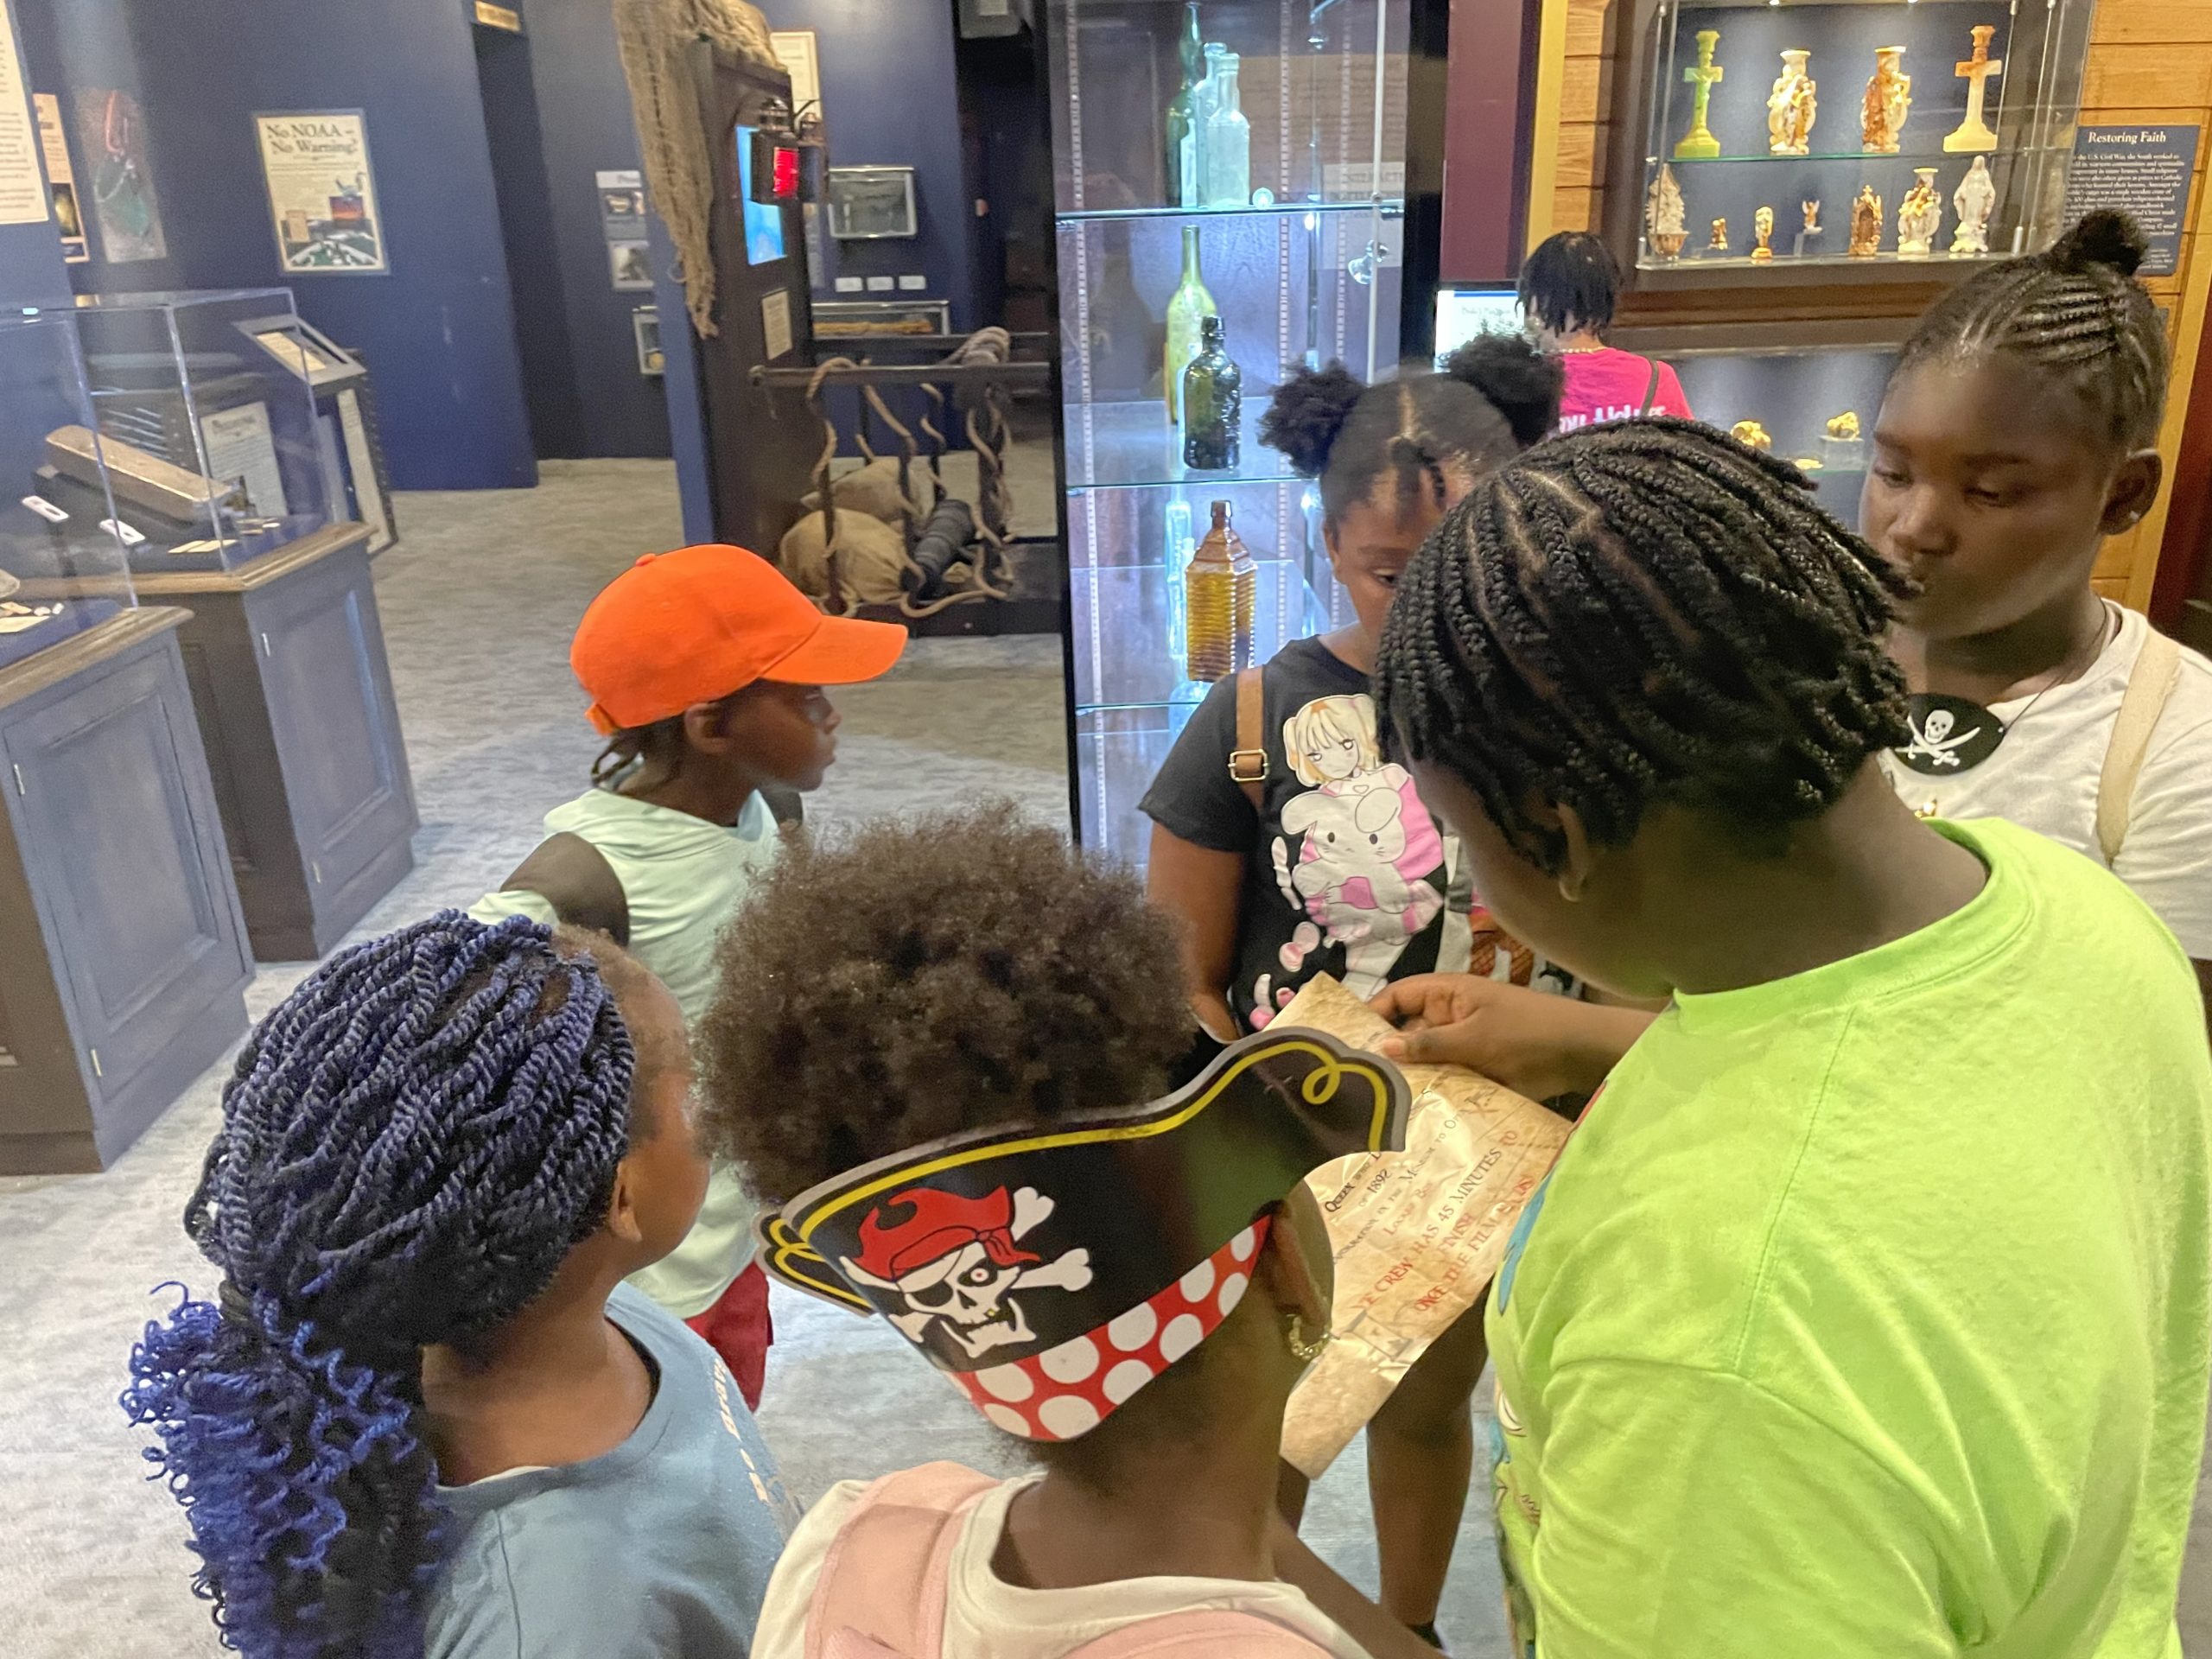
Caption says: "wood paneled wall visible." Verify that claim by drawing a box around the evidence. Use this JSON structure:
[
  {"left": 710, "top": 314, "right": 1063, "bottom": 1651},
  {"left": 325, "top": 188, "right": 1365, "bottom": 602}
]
[{"left": 1526, "top": 0, "right": 2212, "bottom": 605}]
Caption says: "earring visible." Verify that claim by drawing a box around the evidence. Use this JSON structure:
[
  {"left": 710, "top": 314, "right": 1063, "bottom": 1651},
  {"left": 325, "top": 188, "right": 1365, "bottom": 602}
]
[
  {"left": 1556, "top": 872, "right": 1582, "bottom": 904},
  {"left": 1285, "top": 1313, "right": 1330, "bottom": 1363}
]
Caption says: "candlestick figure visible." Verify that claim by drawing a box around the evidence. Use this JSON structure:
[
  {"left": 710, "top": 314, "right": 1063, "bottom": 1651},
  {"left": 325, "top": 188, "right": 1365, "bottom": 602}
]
[
  {"left": 1768, "top": 49, "right": 1816, "bottom": 156},
  {"left": 1675, "top": 29, "right": 1726, "bottom": 160},
  {"left": 1944, "top": 26, "right": 2004, "bottom": 152},
  {"left": 1862, "top": 46, "right": 1910, "bottom": 155}
]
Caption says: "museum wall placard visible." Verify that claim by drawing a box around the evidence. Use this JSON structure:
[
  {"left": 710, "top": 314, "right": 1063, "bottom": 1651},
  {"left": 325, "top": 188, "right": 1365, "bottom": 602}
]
[{"left": 1528, "top": 0, "right": 2212, "bottom": 608}]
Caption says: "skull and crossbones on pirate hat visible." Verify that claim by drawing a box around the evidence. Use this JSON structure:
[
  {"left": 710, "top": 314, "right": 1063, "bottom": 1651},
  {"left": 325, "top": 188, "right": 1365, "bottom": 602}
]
[{"left": 756, "top": 1027, "right": 1408, "bottom": 1442}]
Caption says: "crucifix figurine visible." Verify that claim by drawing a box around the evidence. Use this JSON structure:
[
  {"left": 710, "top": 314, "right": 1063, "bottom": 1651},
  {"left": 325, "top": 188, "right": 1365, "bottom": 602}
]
[
  {"left": 1944, "top": 25, "right": 2004, "bottom": 152},
  {"left": 1675, "top": 29, "right": 1726, "bottom": 160}
]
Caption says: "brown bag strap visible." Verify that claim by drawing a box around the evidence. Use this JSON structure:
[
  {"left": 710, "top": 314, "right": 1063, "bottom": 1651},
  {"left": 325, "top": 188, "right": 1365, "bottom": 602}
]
[
  {"left": 2096, "top": 623, "right": 2183, "bottom": 864},
  {"left": 499, "top": 832, "right": 632, "bottom": 946},
  {"left": 1638, "top": 354, "right": 1662, "bottom": 416},
  {"left": 1228, "top": 666, "right": 1268, "bottom": 810}
]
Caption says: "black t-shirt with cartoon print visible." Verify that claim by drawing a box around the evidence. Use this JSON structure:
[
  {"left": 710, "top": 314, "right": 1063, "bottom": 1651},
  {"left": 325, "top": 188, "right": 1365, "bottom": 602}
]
[{"left": 1142, "top": 638, "right": 1558, "bottom": 1033}]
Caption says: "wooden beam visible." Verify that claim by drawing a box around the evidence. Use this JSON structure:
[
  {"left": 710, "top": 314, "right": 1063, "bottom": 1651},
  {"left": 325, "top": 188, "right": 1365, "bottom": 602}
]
[
  {"left": 1524, "top": 0, "right": 1574, "bottom": 251},
  {"left": 2082, "top": 43, "right": 2212, "bottom": 111},
  {"left": 2092, "top": 0, "right": 2212, "bottom": 47}
]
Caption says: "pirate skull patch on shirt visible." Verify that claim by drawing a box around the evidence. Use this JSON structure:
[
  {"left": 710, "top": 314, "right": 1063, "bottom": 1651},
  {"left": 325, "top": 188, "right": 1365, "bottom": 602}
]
[
  {"left": 1895, "top": 693, "right": 2006, "bottom": 775},
  {"left": 755, "top": 1027, "right": 1408, "bottom": 1440}
]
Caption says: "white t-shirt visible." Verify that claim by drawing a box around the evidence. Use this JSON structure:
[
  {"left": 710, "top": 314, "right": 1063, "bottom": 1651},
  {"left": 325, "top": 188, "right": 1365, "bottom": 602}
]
[
  {"left": 1878, "top": 602, "right": 2212, "bottom": 959},
  {"left": 750, "top": 1472, "right": 1367, "bottom": 1659}
]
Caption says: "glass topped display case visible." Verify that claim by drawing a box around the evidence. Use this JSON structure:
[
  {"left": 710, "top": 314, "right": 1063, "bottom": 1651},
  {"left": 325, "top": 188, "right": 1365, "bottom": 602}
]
[
  {"left": 1608, "top": 0, "right": 2094, "bottom": 289},
  {"left": 1050, "top": 0, "right": 1426, "bottom": 865},
  {"left": 66, "top": 289, "right": 339, "bottom": 573},
  {"left": 0, "top": 307, "right": 137, "bottom": 673}
]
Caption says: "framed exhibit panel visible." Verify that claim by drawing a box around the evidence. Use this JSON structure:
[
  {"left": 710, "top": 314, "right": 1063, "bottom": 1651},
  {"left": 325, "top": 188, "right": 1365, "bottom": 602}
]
[{"left": 1046, "top": 0, "right": 1440, "bottom": 868}]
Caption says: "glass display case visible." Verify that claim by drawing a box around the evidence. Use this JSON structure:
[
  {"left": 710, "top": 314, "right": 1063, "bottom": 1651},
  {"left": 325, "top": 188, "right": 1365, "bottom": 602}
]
[
  {"left": 0, "top": 307, "right": 137, "bottom": 672},
  {"left": 66, "top": 289, "right": 339, "bottom": 573},
  {"left": 1610, "top": 0, "right": 2093, "bottom": 287},
  {"left": 1618, "top": 331, "right": 1901, "bottom": 525},
  {"left": 1050, "top": 0, "right": 1423, "bottom": 865}
]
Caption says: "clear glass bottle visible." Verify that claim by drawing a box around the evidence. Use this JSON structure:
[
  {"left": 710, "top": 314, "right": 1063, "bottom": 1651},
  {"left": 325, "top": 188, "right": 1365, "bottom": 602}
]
[
  {"left": 1163, "top": 497, "right": 1194, "bottom": 673},
  {"left": 1190, "top": 41, "right": 1227, "bottom": 207},
  {"left": 1162, "top": 225, "right": 1216, "bottom": 424},
  {"left": 1162, "top": 3, "right": 1203, "bottom": 207},
  {"left": 1181, "top": 313, "right": 1241, "bottom": 471},
  {"left": 1184, "top": 498, "right": 1256, "bottom": 683},
  {"left": 1201, "top": 52, "right": 1250, "bottom": 207}
]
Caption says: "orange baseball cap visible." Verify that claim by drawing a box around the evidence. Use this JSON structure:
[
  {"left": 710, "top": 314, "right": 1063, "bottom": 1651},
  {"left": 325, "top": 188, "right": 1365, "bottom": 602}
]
[{"left": 571, "top": 543, "right": 907, "bottom": 734}]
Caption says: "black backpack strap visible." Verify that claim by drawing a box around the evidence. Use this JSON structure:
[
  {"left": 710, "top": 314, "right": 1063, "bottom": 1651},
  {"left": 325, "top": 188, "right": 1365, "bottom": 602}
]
[
  {"left": 1638, "top": 354, "right": 1662, "bottom": 416},
  {"left": 499, "top": 832, "right": 631, "bottom": 946}
]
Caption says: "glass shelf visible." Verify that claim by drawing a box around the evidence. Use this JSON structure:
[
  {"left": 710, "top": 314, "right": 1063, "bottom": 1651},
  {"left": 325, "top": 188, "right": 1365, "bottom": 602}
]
[
  {"left": 1657, "top": 249, "right": 2010, "bottom": 272},
  {"left": 1071, "top": 560, "right": 1324, "bottom": 714},
  {"left": 1064, "top": 400, "right": 1306, "bottom": 491},
  {"left": 1059, "top": 198, "right": 1404, "bottom": 224},
  {"left": 1652, "top": 145, "right": 2056, "bottom": 168}
]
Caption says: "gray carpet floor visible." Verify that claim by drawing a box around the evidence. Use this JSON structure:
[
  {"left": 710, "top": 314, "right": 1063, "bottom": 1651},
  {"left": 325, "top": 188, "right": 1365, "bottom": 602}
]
[{"left": 0, "top": 460, "right": 1512, "bottom": 1657}]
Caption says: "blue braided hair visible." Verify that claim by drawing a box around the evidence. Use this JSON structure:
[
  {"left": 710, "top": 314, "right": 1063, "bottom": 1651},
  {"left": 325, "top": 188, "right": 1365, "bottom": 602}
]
[{"left": 120, "top": 912, "right": 642, "bottom": 1659}]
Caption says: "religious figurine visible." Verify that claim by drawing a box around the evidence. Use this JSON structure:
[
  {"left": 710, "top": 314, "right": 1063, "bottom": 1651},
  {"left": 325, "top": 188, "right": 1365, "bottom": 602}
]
[
  {"left": 1730, "top": 419, "right": 1772, "bottom": 452},
  {"left": 1951, "top": 154, "right": 1997, "bottom": 254},
  {"left": 1707, "top": 216, "right": 1729, "bottom": 255},
  {"left": 1821, "top": 409, "right": 1864, "bottom": 472},
  {"left": 1826, "top": 410, "right": 1859, "bottom": 441},
  {"left": 1675, "top": 29, "right": 1725, "bottom": 161},
  {"left": 1751, "top": 205, "right": 1776, "bottom": 262},
  {"left": 1897, "top": 167, "right": 1942, "bottom": 256},
  {"left": 1794, "top": 455, "right": 1827, "bottom": 472},
  {"left": 1768, "top": 48, "right": 1816, "bottom": 156},
  {"left": 1802, "top": 200, "right": 1821, "bottom": 234},
  {"left": 1862, "top": 46, "right": 1910, "bottom": 154},
  {"left": 1849, "top": 184, "right": 1883, "bottom": 256},
  {"left": 1944, "top": 25, "right": 2004, "bottom": 153},
  {"left": 1646, "top": 163, "right": 1688, "bottom": 259}
]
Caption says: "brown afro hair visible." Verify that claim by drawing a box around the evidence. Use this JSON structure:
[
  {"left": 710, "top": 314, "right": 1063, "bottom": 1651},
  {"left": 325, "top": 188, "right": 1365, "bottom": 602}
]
[{"left": 696, "top": 805, "right": 1194, "bottom": 1204}]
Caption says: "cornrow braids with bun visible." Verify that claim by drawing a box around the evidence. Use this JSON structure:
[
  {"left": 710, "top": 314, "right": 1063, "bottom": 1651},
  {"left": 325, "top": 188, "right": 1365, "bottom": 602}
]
[
  {"left": 1376, "top": 418, "right": 1914, "bottom": 873},
  {"left": 121, "top": 913, "right": 645, "bottom": 1659},
  {"left": 1893, "top": 209, "right": 2170, "bottom": 451},
  {"left": 1259, "top": 335, "right": 1563, "bottom": 531}
]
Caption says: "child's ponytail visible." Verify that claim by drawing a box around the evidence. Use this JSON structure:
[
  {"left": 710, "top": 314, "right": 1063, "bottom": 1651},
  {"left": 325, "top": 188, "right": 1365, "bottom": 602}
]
[
  {"left": 122, "top": 914, "right": 641, "bottom": 1659},
  {"left": 1442, "top": 334, "right": 1565, "bottom": 448},
  {"left": 1259, "top": 341, "right": 1560, "bottom": 528}
]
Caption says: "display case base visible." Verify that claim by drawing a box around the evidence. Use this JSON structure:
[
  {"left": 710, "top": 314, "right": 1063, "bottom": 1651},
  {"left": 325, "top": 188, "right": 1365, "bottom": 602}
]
[
  {"left": 135, "top": 525, "right": 418, "bottom": 962},
  {"left": 0, "top": 609, "right": 253, "bottom": 1174}
]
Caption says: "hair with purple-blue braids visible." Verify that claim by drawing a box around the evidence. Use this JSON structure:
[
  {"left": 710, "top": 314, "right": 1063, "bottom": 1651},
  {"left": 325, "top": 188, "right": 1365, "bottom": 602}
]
[{"left": 121, "top": 912, "right": 644, "bottom": 1659}]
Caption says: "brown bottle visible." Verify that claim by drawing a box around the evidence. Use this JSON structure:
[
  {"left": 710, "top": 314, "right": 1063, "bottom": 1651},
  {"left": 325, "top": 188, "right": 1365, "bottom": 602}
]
[{"left": 1184, "top": 499, "right": 1256, "bottom": 683}]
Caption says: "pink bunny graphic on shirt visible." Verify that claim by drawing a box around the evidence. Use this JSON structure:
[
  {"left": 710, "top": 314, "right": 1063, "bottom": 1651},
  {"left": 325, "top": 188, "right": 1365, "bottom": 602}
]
[{"left": 1255, "top": 694, "right": 1446, "bottom": 1012}]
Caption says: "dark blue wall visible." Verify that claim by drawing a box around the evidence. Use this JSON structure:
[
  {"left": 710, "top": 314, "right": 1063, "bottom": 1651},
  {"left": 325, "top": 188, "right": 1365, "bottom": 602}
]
[
  {"left": 750, "top": 0, "right": 974, "bottom": 329},
  {"left": 510, "top": 0, "right": 671, "bottom": 458},
  {"left": 14, "top": 0, "right": 538, "bottom": 491}
]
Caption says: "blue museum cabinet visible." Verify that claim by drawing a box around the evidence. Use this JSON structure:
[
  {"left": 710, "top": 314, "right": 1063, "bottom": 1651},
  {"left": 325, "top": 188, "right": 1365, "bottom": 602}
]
[{"left": 0, "top": 609, "right": 252, "bottom": 1173}]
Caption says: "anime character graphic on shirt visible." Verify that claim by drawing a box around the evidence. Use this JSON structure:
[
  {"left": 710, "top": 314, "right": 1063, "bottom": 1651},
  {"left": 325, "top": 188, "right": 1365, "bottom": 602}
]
[{"left": 1255, "top": 694, "right": 1446, "bottom": 1016}]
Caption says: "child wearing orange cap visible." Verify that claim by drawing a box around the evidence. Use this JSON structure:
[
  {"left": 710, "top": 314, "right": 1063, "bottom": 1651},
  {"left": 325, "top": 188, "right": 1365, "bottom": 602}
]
[{"left": 471, "top": 543, "right": 905, "bottom": 1406}]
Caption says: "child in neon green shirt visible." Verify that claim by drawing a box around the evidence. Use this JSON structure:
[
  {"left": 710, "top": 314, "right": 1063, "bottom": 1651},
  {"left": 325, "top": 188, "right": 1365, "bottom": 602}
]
[{"left": 1372, "top": 420, "right": 2212, "bottom": 1656}]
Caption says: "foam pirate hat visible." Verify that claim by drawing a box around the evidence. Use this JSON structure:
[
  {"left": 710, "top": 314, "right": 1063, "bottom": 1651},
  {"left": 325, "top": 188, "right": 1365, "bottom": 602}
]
[{"left": 756, "top": 1026, "right": 1408, "bottom": 1442}]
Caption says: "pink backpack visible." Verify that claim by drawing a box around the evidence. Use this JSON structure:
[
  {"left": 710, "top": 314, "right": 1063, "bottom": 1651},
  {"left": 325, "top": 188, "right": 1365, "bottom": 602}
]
[{"left": 804, "top": 1462, "right": 1335, "bottom": 1659}]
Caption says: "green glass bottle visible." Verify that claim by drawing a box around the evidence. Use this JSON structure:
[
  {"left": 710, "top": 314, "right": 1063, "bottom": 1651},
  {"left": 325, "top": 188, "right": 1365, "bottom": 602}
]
[
  {"left": 1162, "top": 3, "right": 1204, "bottom": 207},
  {"left": 1162, "top": 224, "right": 1216, "bottom": 424},
  {"left": 1182, "top": 314, "right": 1241, "bottom": 471}
]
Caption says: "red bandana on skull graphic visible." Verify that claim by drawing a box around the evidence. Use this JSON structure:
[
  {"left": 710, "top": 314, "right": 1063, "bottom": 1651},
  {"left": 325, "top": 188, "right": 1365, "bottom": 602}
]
[{"left": 841, "top": 1185, "right": 1094, "bottom": 1359}]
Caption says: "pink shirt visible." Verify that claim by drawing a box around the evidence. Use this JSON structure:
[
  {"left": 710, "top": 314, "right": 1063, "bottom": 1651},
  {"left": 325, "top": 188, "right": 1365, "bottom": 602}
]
[{"left": 1554, "top": 346, "right": 1694, "bottom": 432}]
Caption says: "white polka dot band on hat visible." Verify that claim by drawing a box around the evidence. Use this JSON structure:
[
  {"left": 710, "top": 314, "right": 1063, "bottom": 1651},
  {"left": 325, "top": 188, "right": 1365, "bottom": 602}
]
[
  {"left": 947, "top": 1220, "right": 1271, "bottom": 1441},
  {"left": 750, "top": 1025, "right": 1409, "bottom": 1445}
]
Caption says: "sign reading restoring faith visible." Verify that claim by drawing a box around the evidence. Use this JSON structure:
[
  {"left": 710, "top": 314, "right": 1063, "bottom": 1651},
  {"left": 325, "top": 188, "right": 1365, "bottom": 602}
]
[
  {"left": 2062, "top": 125, "right": 2201, "bottom": 278},
  {"left": 255, "top": 111, "right": 387, "bottom": 274}
]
